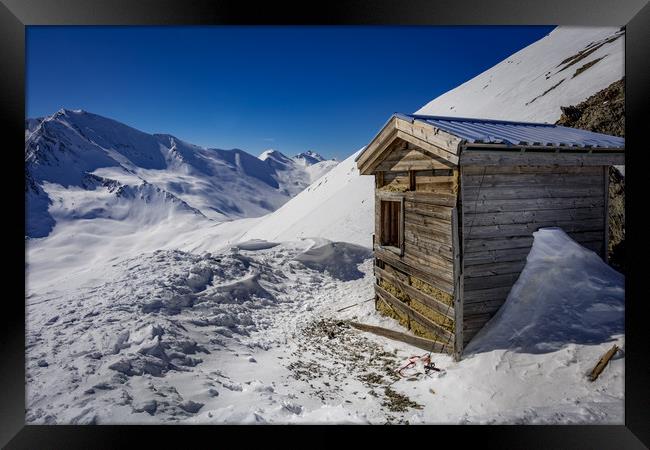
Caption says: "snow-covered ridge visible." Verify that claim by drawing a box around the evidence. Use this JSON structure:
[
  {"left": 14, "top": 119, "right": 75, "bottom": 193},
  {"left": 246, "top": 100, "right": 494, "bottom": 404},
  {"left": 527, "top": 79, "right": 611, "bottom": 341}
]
[
  {"left": 25, "top": 109, "right": 338, "bottom": 238},
  {"left": 416, "top": 27, "right": 624, "bottom": 122},
  {"left": 293, "top": 150, "right": 327, "bottom": 166},
  {"left": 241, "top": 148, "right": 374, "bottom": 247},
  {"left": 258, "top": 148, "right": 339, "bottom": 197}
]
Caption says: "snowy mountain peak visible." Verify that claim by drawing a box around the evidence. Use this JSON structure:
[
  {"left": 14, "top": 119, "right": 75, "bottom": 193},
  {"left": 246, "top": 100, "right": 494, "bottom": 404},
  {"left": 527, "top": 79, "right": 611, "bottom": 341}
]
[
  {"left": 259, "top": 149, "right": 292, "bottom": 164},
  {"left": 293, "top": 150, "right": 326, "bottom": 166},
  {"left": 25, "top": 111, "right": 340, "bottom": 239}
]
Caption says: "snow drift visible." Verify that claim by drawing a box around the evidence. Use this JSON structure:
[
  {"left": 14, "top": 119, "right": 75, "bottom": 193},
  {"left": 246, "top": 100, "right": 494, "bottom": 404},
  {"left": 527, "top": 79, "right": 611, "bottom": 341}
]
[{"left": 465, "top": 228, "right": 625, "bottom": 354}]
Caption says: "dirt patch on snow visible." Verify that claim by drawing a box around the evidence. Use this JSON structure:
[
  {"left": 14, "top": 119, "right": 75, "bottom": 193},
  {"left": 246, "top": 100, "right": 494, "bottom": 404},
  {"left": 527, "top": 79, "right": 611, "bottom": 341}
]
[{"left": 287, "top": 318, "right": 422, "bottom": 422}]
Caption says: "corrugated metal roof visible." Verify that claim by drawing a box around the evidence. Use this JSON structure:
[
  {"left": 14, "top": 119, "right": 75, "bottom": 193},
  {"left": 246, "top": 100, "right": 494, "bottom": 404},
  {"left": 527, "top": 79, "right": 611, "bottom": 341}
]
[{"left": 396, "top": 113, "right": 624, "bottom": 149}]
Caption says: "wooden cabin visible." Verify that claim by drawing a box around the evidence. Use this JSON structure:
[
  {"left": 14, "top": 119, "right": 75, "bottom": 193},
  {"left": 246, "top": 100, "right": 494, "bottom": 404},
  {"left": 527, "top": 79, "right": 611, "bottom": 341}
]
[{"left": 355, "top": 114, "right": 625, "bottom": 360}]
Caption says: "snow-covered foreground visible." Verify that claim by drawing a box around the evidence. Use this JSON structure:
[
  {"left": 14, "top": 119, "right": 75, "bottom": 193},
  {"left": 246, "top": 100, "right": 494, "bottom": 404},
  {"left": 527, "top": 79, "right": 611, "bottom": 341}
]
[{"left": 26, "top": 229, "right": 624, "bottom": 424}]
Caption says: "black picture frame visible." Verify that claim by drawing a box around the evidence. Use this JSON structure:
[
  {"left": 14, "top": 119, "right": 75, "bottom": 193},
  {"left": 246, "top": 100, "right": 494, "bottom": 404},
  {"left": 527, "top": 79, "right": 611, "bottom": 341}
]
[{"left": 3, "top": 0, "right": 649, "bottom": 447}]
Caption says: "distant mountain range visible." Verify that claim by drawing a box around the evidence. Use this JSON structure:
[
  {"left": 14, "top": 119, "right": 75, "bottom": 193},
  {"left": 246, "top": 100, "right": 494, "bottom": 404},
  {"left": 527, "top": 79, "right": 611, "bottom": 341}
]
[{"left": 25, "top": 109, "right": 337, "bottom": 238}]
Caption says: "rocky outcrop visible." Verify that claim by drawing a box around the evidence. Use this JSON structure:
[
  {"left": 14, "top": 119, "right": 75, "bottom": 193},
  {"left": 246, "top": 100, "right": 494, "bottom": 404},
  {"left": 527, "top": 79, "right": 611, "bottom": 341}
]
[
  {"left": 556, "top": 78, "right": 625, "bottom": 272},
  {"left": 556, "top": 78, "right": 624, "bottom": 137}
]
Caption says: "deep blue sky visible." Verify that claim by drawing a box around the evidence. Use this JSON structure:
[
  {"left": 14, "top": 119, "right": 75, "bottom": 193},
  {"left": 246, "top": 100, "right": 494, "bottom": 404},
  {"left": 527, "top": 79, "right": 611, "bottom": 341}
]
[{"left": 27, "top": 26, "right": 554, "bottom": 160}]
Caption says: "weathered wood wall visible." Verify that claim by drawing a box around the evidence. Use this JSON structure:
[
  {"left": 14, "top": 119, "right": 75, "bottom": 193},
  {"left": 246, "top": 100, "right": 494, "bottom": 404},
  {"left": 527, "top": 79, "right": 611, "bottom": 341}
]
[
  {"left": 373, "top": 156, "right": 459, "bottom": 354},
  {"left": 459, "top": 165, "right": 608, "bottom": 344}
]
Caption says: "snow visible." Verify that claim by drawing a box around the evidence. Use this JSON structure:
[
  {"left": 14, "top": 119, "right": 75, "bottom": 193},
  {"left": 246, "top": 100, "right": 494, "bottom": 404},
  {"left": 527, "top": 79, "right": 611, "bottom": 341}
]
[
  {"left": 466, "top": 228, "right": 624, "bottom": 355},
  {"left": 416, "top": 27, "right": 624, "bottom": 123},
  {"left": 25, "top": 110, "right": 337, "bottom": 237},
  {"left": 26, "top": 231, "right": 624, "bottom": 424},
  {"left": 25, "top": 26, "right": 626, "bottom": 425},
  {"left": 241, "top": 148, "right": 375, "bottom": 247},
  {"left": 258, "top": 149, "right": 339, "bottom": 196},
  {"left": 294, "top": 241, "right": 372, "bottom": 281}
]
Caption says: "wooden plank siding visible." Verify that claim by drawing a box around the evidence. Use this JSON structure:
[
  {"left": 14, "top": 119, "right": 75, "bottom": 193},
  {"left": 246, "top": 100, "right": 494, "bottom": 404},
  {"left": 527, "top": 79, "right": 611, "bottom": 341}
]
[
  {"left": 371, "top": 154, "right": 460, "bottom": 351},
  {"left": 460, "top": 150, "right": 624, "bottom": 166},
  {"left": 375, "top": 284, "right": 455, "bottom": 347},
  {"left": 375, "top": 143, "right": 454, "bottom": 172},
  {"left": 360, "top": 123, "right": 619, "bottom": 355},
  {"left": 357, "top": 116, "right": 461, "bottom": 175},
  {"left": 459, "top": 165, "right": 608, "bottom": 345},
  {"left": 374, "top": 266, "right": 454, "bottom": 321}
]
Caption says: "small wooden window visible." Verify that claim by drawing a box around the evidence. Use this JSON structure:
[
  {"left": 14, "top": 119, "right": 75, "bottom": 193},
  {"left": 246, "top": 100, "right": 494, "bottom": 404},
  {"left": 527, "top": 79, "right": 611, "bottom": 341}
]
[{"left": 380, "top": 198, "right": 404, "bottom": 255}]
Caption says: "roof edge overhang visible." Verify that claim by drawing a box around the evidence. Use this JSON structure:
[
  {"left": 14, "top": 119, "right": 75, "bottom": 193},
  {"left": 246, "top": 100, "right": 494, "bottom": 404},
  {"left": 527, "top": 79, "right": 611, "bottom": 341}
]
[
  {"left": 356, "top": 113, "right": 625, "bottom": 174},
  {"left": 355, "top": 114, "right": 463, "bottom": 175}
]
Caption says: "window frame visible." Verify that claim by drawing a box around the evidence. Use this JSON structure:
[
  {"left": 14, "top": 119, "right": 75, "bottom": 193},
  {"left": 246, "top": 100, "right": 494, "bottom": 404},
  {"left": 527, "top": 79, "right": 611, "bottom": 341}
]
[{"left": 378, "top": 195, "right": 405, "bottom": 257}]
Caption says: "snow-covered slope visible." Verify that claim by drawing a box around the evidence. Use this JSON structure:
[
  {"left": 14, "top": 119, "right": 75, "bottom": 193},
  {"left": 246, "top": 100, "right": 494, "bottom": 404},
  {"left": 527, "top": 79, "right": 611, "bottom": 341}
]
[
  {"left": 25, "top": 109, "right": 334, "bottom": 238},
  {"left": 416, "top": 27, "right": 624, "bottom": 122},
  {"left": 248, "top": 27, "right": 624, "bottom": 249},
  {"left": 26, "top": 228, "right": 624, "bottom": 424},
  {"left": 258, "top": 149, "right": 338, "bottom": 196},
  {"left": 241, "top": 149, "right": 374, "bottom": 247}
]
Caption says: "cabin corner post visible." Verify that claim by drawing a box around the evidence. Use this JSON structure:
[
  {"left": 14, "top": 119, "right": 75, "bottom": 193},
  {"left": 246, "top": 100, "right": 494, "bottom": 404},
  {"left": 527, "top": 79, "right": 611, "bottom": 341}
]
[
  {"left": 452, "top": 203, "right": 463, "bottom": 362},
  {"left": 603, "top": 165, "right": 610, "bottom": 263}
]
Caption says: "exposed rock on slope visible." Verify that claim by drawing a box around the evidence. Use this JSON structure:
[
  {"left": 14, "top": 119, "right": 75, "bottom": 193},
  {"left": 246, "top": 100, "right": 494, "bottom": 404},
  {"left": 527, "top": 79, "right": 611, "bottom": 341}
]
[
  {"left": 556, "top": 78, "right": 625, "bottom": 272},
  {"left": 556, "top": 78, "right": 624, "bottom": 137}
]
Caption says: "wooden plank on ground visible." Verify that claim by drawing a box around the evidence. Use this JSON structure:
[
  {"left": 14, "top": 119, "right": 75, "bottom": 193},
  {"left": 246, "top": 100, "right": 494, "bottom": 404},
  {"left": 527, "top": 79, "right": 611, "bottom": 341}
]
[
  {"left": 348, "top": 321, "right": 450, "bottom": 354},
  {"left": 589, "top": 344, "right": 619, "bottom": 381}
]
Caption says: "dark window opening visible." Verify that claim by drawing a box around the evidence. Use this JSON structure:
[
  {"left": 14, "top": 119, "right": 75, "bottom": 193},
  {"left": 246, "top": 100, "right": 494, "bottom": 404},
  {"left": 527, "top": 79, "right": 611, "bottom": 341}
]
[{"left": 380, "top": 199, "right": 403, "bottom": 253}]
